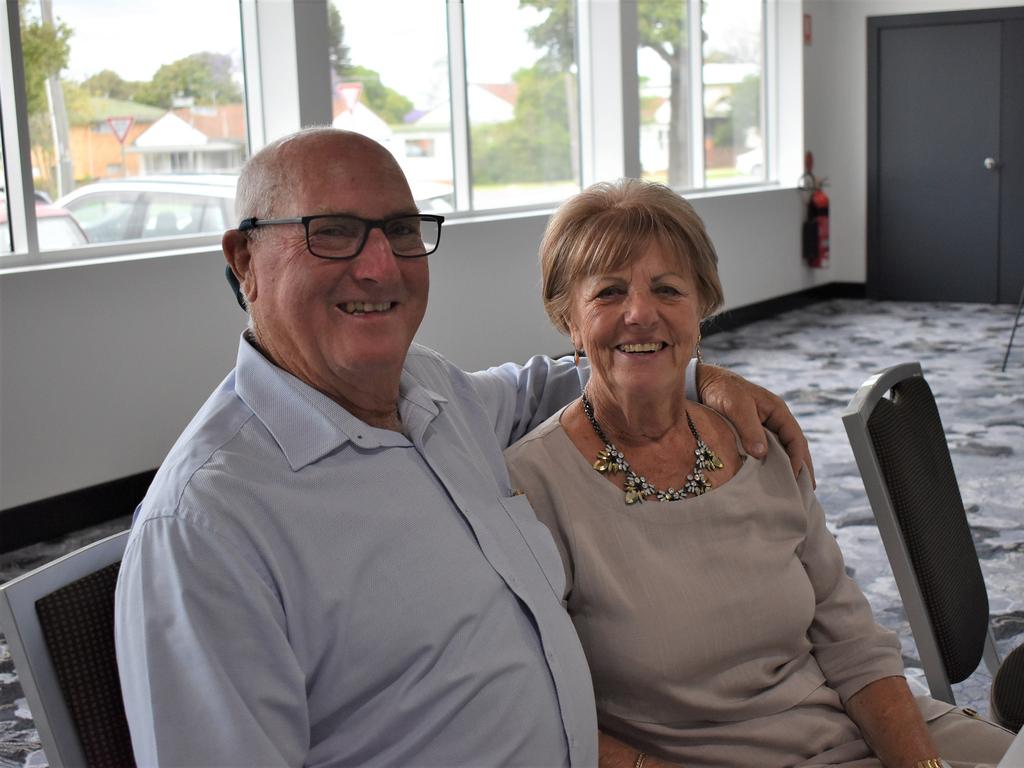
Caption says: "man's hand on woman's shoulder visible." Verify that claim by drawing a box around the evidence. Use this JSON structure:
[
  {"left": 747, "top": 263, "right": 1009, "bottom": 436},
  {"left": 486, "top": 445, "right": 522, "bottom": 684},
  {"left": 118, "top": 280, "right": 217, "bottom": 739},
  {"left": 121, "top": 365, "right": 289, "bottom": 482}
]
[{"left": 696, "top": 363, "right": 815, "bottom": 487}]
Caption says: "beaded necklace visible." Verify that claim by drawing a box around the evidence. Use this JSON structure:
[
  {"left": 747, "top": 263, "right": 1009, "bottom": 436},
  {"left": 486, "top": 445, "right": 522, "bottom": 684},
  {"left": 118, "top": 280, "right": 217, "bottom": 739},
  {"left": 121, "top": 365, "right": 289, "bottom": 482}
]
[{"left": 581, "top": 390, "right": 723, "bottom": 505}]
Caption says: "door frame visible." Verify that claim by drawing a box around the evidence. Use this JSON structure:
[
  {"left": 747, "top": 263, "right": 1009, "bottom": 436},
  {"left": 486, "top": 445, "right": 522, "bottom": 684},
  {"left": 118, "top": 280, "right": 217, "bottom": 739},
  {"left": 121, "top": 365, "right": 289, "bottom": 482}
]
[{"left": 866, "top": 5, "right": 1024, "bottom": 299}]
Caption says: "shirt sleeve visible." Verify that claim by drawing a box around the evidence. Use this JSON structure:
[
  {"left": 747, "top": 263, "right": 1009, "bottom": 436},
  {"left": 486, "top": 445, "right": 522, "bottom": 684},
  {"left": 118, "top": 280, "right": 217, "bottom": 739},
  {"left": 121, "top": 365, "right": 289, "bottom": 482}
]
[
  {"left": 469, "top": 354, "right": 588, "bottom": 448},
  {"left": 796, "top": 468, "right": 905, "bottom": 703},
  {"left": 115, "top": 514, "right": 310, "bottom": 767}
]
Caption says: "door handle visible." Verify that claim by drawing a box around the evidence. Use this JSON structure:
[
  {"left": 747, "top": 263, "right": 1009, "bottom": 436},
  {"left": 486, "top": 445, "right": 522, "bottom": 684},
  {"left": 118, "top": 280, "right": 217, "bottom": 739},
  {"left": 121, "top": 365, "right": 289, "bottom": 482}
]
[{"left": 984, "top": 157, "right": 1001, "bottom": 171}]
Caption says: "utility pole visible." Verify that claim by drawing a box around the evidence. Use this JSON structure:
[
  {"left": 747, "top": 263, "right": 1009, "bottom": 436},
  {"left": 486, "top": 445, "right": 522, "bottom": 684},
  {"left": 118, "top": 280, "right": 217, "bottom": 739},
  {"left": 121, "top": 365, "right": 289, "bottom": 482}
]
[{"left": 41, "top": 0, "right": 74, "bottom": 197}]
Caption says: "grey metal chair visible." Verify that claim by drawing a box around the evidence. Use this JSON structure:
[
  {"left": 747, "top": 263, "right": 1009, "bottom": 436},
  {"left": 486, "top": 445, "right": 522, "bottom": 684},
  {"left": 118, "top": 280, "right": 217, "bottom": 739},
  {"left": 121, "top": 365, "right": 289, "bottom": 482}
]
[
  {"left": 0, "top": 530, "right": 134, "bottom": 767},
  {"left": 842, "top": 362, "right": 1022, "bottom": 731}
]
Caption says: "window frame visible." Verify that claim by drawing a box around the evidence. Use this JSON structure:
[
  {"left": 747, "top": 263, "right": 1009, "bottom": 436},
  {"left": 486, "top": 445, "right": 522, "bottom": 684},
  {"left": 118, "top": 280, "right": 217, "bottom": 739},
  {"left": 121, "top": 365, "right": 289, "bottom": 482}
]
[{"left": 1, "top": 0, "right": 789, "bottom": 271}]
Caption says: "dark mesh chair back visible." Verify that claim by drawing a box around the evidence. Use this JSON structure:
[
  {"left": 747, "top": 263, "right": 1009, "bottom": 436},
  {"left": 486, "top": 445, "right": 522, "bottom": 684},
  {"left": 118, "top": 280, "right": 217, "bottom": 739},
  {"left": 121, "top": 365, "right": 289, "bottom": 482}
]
[
  {"left": 35, "top": 562, "right": 135, "bottom": 768},
  {"left": 866, "top": 375, "right": 990, "bottom": 683},
  {"left": 991, "top": 643, "right": 1024, "bottom": 732}
]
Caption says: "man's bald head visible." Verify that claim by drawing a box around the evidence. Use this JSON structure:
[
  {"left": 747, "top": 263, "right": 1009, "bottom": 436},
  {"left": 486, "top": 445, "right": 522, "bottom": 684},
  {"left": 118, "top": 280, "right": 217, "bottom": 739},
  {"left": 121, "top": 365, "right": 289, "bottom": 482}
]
[{"left": 235, "top": 128, "right": 407, "bottom": 223}]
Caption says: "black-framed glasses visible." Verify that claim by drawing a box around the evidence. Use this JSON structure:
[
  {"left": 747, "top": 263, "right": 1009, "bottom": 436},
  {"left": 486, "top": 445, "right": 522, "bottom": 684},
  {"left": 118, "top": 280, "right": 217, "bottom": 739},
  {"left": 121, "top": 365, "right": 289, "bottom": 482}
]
[{"left": 238, "top": 213, "right": 444, "bottom": 260}]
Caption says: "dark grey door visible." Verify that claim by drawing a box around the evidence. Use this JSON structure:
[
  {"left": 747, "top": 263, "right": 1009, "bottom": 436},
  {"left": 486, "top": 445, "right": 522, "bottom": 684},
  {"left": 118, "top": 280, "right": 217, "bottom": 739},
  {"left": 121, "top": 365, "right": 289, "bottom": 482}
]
[
  {"left": 873, "top": 21, "right": 1001, "bottom": 301},
  {"left": 1000, "top": 19, "right": 1024, "bottom": 304}
]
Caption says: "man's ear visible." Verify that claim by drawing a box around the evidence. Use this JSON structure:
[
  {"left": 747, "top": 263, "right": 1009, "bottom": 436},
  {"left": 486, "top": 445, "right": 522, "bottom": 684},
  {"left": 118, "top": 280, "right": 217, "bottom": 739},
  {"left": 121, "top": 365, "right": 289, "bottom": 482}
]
[{"left": 223, "top": 229, "right": 256, "bottom": 307}]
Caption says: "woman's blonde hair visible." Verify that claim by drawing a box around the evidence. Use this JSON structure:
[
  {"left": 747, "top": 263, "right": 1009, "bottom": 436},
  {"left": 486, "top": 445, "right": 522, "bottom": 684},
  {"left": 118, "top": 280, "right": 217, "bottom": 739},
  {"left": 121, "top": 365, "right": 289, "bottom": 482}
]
[{"left": 540, "top": 178, "right": 724, "bottom": 335}]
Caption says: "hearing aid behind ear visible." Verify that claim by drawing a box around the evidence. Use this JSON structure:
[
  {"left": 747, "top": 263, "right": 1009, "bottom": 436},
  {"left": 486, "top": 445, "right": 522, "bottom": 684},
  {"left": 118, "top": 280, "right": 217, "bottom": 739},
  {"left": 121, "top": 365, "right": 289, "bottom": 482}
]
[{"left": 225, "top": 265, "right": 247, "bottom": 310}]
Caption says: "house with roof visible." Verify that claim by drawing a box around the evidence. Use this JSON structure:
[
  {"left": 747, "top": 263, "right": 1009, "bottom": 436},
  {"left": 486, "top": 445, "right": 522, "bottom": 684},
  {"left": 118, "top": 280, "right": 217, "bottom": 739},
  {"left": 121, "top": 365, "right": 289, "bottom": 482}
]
[
  {"left": 67, "top": 97, "right": 165, "bottom": 181},
  {"left": 129, "top": 104, "right": 247, "bottom": 174}
]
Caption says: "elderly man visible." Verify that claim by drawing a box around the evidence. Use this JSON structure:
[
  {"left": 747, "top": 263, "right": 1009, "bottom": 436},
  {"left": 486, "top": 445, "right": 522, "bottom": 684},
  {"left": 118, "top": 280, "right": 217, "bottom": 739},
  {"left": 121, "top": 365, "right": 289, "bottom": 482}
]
[{"left": 115, "top": 127, "right": 810, "bottom": 767}]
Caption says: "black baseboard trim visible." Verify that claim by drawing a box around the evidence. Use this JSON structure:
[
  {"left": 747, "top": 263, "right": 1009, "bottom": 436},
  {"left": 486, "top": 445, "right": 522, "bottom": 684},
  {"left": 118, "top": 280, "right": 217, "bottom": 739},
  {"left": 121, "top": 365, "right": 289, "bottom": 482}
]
[
  {"left": 0, "top": 470, "right": 156, "bottom": 554},
  {"left": 703, "top": 281, "right": 866, "bottom": 337}
]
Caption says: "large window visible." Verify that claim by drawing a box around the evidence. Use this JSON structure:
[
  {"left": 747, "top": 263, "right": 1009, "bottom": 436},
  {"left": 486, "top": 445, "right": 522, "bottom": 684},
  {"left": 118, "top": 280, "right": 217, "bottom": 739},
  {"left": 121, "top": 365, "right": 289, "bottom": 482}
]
[
  {"left": 464, "top": 0, "right": 580, "bottom": 210},
  {"left": 5, "top": 0, "right": 246, "bottom": 253},
  {"left": 702, "top": 0, "right": 764, "bottom": 187},
  {"left": 638, "top": 0, "right": 764, "bottom": 188},
  {"left": 1, "top": 0, "right": 774, "bottom": 266},
  {"left": 330, "top": 1, "right": 453, "bottom": 212}
]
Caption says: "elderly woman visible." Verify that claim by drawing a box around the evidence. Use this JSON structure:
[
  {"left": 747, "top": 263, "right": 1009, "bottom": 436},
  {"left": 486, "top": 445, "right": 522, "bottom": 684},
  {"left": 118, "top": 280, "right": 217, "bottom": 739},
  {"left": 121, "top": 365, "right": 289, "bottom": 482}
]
[{"left": 504, "top": 179, "right": 1012, "bottom": 768}]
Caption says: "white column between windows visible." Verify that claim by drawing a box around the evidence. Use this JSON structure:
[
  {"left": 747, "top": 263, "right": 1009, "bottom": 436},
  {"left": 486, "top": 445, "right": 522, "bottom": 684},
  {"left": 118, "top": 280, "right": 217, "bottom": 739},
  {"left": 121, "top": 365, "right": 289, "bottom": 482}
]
[
  {"left": 687, "top": 0, "right": 705, "bottom": 188},
  {"left": 446, "top": 0, "right": 472, "bottom": 211},
  {"left": 242, "top": 0, "right": 333, "bottom": 150},
  {"left": 578, "top": 0, "right": 638, "bottom": 185}
]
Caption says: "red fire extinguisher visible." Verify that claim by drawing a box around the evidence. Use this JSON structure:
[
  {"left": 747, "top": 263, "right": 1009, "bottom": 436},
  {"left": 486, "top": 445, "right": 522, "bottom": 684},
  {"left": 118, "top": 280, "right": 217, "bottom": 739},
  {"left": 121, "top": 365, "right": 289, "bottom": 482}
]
[{"left": 800, "top": 151, "right": 830, "bottom": 268}]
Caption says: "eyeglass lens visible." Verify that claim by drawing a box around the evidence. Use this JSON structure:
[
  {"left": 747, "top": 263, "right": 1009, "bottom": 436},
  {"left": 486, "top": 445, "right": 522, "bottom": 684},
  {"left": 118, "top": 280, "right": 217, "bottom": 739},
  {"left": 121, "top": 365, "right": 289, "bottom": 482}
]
[{"left": 307, "top": 215, "right": 440, "bottom": 259}]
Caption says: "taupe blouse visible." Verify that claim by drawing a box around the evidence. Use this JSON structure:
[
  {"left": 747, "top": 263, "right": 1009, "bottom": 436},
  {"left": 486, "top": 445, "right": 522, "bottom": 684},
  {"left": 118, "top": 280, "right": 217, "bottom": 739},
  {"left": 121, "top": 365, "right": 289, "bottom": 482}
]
[{"left": 505, "top": 407, "right": 905, "bottom": 767}]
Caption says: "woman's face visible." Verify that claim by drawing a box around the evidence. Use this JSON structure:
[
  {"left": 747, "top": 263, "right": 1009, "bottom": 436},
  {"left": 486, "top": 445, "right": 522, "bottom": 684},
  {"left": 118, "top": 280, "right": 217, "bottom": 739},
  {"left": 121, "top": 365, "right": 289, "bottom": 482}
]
[{"left": 568, "top": 241, "right": 702, "bottom": 404}]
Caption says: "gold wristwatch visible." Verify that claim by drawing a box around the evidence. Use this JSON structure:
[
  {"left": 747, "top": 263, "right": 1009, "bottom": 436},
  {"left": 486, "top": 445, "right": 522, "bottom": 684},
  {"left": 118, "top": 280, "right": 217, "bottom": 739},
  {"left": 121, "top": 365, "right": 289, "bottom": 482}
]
[{"left": 914, "top": 760, "right": 951, "bottom": 768}]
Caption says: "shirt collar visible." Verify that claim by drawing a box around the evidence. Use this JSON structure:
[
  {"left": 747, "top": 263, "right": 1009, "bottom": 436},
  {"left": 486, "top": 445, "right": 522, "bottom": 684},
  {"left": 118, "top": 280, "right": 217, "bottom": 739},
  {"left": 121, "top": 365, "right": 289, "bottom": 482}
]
[{"left": 233, "top": 334, "right": 446, "bottom": 470}]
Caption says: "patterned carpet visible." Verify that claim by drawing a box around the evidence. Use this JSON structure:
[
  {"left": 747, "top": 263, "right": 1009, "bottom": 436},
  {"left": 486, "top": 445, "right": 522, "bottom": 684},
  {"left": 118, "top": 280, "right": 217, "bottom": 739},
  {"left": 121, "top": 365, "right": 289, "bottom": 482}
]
[{"left": 1, "top": 298, "right": 1021, "bottom": 766}]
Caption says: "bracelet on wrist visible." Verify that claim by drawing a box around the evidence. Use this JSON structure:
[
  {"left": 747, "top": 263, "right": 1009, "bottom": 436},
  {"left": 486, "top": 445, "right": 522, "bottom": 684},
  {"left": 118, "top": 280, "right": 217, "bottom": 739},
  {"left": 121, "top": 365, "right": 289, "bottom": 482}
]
[{"left": 633, "top": 752, "right": 647, "bottom": 768}]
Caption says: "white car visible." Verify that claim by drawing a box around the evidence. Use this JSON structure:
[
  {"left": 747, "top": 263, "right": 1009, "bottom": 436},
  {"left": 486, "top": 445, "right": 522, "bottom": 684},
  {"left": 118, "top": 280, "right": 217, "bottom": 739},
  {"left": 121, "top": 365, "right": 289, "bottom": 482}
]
[
  {"left": 55, "top": 175, "right": 237, "bottom": 244},
  {"left": 0, "top": 201, "right": 89, "bottom": 250},
  {"left": 735, "top": 147, "right": 764, "bottom": 178},
  {"left": 56, "top": 175, "right": 458, "bottom": 244}
]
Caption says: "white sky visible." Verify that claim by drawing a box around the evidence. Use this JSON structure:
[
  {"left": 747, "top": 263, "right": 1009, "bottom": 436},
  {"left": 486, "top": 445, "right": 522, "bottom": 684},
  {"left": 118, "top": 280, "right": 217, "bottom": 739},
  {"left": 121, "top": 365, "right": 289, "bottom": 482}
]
[{"left": 50, "top": 0, "right": 244, "bottom": 82}]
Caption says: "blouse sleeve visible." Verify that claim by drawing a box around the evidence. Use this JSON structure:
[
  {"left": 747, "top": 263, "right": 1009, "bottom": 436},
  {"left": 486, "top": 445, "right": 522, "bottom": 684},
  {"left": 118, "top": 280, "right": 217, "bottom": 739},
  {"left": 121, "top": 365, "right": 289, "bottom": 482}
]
[
  {"left": 505, "top": 433, "right": 576, "bottom": 603},
  {"left": 796, "top": 467, "right": 906, "bottom": 703}
]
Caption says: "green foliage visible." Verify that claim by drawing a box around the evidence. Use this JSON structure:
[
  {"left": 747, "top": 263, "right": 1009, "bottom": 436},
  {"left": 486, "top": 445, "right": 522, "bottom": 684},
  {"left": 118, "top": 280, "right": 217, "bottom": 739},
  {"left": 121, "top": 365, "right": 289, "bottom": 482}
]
[
  {"left": 19, "top": 3, "right": 72, "bottom": 115},
  {"left": 134, "top": 52, "right": 242, "bottom": 109},
  {"left": 82, "top": 69, "right": 143, "bottom": 101},
  {"left": 708, "top": 75, "right": 760, "bottom": 150},
  {"left": 637, "top": 0, "right": 686, "bottom": 62},
  {"left": 519, "top": 0, "right": 575, "bottom": 68},
  {"left": 472, "top": 64, "right": 574, "bottom": 185},
  {"left": 521, "top": 0, "right": 693, "bottom": 184},
  {"left": 328, "top": 5, "right": 351, "bottom": 76},
  {"left": 339, "top": 65, "right": 413, "bottom": 124},
  {"left": 731, "top": 74, "right": 761, "bottom": 136}
]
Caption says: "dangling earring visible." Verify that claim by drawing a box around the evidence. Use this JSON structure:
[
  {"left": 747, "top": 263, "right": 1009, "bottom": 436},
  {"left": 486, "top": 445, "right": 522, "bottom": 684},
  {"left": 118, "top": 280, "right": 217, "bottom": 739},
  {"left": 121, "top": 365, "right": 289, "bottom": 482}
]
[{"left": 695, "top": 333, "right": 703, "bottom": 364}]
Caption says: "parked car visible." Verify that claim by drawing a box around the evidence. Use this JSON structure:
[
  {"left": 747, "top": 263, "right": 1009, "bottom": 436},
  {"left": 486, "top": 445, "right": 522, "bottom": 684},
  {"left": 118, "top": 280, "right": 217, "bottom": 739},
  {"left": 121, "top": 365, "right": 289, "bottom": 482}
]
[
  {"left": 55, "top": 175, "right": 238, "bottom": 244},
  {"left": 735, "top": 147, "right": 764, "bottom": 178},
  {"left": 0, "top": 200, "right": 89, "bottom": 250},
  {"left": 54, "top": 175, "right": 457, "bottom": 245}
]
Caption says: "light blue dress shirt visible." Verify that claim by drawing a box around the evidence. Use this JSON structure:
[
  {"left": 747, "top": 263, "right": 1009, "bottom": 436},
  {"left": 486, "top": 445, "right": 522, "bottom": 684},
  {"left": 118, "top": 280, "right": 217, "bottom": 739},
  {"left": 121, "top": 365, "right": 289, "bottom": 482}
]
[{"left": 114, "top": 336, "right": 598, "bottom": 767}]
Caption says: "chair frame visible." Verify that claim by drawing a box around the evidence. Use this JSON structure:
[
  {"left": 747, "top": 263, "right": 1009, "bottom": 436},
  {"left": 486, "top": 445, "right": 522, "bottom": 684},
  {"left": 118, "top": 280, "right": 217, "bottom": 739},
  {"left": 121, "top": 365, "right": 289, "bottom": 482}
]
[
  {"left": 841, "top": 362, "right": 1002, "bottom": 704},
  {"left": 0, "top": 530, "right": 130, "bottom": 767}
]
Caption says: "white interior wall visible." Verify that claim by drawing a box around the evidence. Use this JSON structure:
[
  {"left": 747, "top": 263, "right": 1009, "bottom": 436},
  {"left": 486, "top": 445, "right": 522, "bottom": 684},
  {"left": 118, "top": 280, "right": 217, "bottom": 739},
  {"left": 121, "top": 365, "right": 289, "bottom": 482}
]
[
  {"left": 802, "top": 0, "right": 1023, "bottom": 284},
  {"left": 0, "top": 1, "right": 822, "bottom": 511},
  {"left": 1, "top": 189, "right": 811, "bottom": 510}
]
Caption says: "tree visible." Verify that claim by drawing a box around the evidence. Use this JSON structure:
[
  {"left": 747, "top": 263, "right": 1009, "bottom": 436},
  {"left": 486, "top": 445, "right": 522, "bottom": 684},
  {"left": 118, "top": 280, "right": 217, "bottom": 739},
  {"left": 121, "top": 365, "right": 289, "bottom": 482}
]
[
  {"left": 82, "top": 69, "right": 143, "bottom": 101},
  {"left": 18, "top": 1, "right": 73, "bottom": 198},
  {"left": 18, "top": 1, "right": 72, "bottom": 115},
  {"left": 522, "top": 0, "right": 693, "bottom": 186},
  {"left": 329, "top": 7, "right": 413, "bottom": 125},
  {"left": 472, "top": 64, "right": 573, "bottom": 185},
  {"left": 135, "top": 52, "right": 242, "bottom": 109},
  {"left": 328, "top": 4, "right": 351, "bottom": 76},
  {"left": 340, "top": 66, "right": 413, "bottom": 124}
]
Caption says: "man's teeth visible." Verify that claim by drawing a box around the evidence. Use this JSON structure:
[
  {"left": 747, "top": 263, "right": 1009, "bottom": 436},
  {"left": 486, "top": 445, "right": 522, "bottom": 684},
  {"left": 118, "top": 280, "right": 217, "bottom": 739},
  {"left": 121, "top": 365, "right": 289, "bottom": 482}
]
[
  {"left": 619, "top": 342, "right": 662, "bottom": 353},
  {"left": 342, "top": 302, "right": 392, "bottom": 314}
]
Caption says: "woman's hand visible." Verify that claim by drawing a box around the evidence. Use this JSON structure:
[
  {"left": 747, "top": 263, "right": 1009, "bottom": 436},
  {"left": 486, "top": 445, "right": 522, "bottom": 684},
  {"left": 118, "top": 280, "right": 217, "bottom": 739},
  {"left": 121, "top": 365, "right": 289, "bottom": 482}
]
[
  {"left": 845, "top": 676, "right": 940, "bottom": 768},
  {"left": 696, "top": 363, "right": 815, "bottom": 486},
  {"left": 599, "top": 732, "right": 681, "bottom": 768}
]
